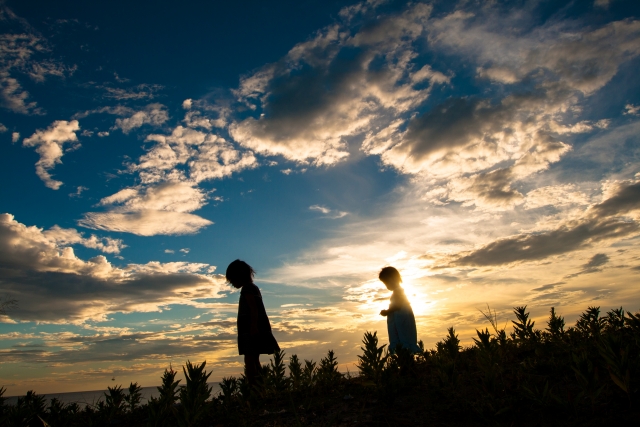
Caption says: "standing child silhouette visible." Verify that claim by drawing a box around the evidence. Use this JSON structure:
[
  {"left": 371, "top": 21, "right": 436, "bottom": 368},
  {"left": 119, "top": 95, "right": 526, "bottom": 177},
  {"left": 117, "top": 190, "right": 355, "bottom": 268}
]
[
  {"left": 226, "top": 259, "right": 280, "bottom": 385},
  {"left": 379, "top": 266, "right": 421, "bottom": 354}
]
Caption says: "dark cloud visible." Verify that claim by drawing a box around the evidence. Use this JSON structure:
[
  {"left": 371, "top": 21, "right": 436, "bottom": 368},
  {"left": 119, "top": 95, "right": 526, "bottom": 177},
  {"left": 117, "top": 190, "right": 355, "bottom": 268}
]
[
  {"left": 465, "top": 168, "right": 522, "bottom": 206},
  {"left": 397, "top": 97, "right": 514, "bottom": 161},
  {"left": 592, "top": 182, "right": 640, "bottom": 217},
  {"left": 530, "top": 282, "right": 564, "bottom": 292},
  {"left": 0, "top": 331, "right": 234, "bottom": 364},
  {"left": 452, "top": 181, "right": 640, "bottom": 266},
  {"left": 565, "top": 253, "right": 610, "bottom": 278},
  {"left": 0, "top": 213, "right": 224, "bottom": 323},
  {"left": 454, "top": 217, "right": 636, "bottom": 267}
]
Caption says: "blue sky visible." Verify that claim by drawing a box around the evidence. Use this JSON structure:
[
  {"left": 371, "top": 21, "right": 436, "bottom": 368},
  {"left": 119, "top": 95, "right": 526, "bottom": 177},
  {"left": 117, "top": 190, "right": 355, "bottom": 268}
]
[{"left": 2, "top": 0, "right": 640, "bottom": 394}]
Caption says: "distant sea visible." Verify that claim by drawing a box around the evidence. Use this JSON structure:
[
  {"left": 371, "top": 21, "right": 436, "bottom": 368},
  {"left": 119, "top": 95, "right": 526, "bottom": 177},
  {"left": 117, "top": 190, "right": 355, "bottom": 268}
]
[{"left": 5, "top": 383, "right": 223, "bottom": 408}]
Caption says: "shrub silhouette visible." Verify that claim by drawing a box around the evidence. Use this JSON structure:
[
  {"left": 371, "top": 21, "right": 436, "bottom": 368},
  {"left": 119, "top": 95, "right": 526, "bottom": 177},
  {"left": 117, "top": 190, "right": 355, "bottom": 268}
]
[{"left": 2, "top": 304, "right": 640, "bottom": 426}]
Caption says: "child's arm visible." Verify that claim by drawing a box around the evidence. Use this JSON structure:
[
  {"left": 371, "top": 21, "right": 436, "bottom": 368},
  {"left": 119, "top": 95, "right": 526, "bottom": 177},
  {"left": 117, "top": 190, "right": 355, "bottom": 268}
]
[
  {"left": 244, "top": 294, "right": 261, "bottom": 334},
  {"left": 380, "top": 305, "right": 400, "bottom": 316}
]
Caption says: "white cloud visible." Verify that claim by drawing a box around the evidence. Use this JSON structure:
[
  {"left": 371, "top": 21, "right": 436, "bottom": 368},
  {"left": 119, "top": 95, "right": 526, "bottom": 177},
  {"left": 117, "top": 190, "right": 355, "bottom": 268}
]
[
  {"left": 309, "top": 205, "right": 348, "bottom": 219},
  {"left": 624, "top": 104, "right": 640, "bottom": 116},
  {"left": 97, "top": 131, "right": 109, "bottom": 137},
  {"left": 79, "top": 210, "right": 213, "bottom": 236},
  {"left": 134, "top": 125, "right": 257, "bottom": 184},
  {"left": 22, "top": 120, "right": 80, "bottom": 189},
  {"left": 0, "top": 123, "right": 6, "bottom": 132},
  {"left": 80, "top": 182, "right": 213, "bottom": 236},
  {"left": 164, "top": 249, "right": 175, "bottom": 254},
  {"left": 11, "top": 132, "right": 19, "bottom": 143},
  {"left": 113, "top": 103, "right": 168, "bottom": 134},
  {"left": 99, "top": 182, "right": 208, "bottom": 213},
  {"left": 180, "top": 248, "right": 190, "bottom": 253},
  {"left": 42, "top": 225, "right": 126, "bottom": 254},
  {"left": 524, "top": 185, "right": 591, "bottom": 210}
]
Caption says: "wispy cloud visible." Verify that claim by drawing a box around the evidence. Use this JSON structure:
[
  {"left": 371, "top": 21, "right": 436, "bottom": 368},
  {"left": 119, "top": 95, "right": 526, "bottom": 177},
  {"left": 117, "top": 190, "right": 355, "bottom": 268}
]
[
  {"left": 22, "top": 120, "right": 80, "bottom": 189},
  {"left": 309, "top": 204, "right": 348, "bottom": 219},
  {"left": 112, "top": 103, "right": 168, "bottom": 134},
  {"left": 100, "top": 83, "right": 164, "bottom": 100},
  {"left": 0, "top": 6, "right": 76, "bottom": 114}
]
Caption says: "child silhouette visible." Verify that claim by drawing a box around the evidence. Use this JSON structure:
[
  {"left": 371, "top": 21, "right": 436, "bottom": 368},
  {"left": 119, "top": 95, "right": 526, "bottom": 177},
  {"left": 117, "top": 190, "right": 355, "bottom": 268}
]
[
  {"left": 226, "top": 259, "right": 280, "bottom": 385},
  {"left": 379, "top": 266, "right": 421, "bottom": 354}
]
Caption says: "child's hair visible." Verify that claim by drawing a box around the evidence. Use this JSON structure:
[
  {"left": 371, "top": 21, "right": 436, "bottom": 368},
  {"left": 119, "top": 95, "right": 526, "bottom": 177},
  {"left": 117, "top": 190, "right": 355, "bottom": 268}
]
[
  {"left": 379, "top": 266, "right": 402, "bottom": 283},
  {"left": 226, "top": 259, "right": 256, "bottom": 285}
]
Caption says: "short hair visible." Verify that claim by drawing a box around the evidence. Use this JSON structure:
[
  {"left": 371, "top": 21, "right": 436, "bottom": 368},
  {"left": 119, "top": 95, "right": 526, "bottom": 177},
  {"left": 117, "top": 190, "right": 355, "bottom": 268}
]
[
  {"left": 226, "top": 259, "right": 256, "bottom": 284},
  {"left": 379, "top": 266, "right": 401, "bottom": 283}
]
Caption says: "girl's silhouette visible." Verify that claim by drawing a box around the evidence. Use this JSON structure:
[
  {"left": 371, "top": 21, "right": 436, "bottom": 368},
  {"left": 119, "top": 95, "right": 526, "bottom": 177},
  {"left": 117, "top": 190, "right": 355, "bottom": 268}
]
[
  {"left": 226, "top": 259, "right": 280, "bottom": 385},
  {"left": 379, "top": 266, "right": 421, "bottom": 353}
]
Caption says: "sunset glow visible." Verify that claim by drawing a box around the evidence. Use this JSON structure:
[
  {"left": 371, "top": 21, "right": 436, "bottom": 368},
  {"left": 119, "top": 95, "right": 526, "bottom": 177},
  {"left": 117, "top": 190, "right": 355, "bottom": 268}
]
[{"left": 1, "top": 0, "right": 640, "bottom": 396}]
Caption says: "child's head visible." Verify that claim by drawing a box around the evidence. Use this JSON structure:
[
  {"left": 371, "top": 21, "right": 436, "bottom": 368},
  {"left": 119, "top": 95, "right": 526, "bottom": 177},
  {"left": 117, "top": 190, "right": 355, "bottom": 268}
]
[
  {"left": 226, "top": 259, "right": 255, "bottom": 289},
  {"left": 379, "top": 266, "right": 402, "bottom": 290}
]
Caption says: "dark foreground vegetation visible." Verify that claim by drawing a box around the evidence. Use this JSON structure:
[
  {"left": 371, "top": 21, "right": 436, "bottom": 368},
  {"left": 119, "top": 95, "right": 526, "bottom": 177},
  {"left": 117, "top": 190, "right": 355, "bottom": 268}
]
[{"left": 2, "top": 305, "right": 640, "bottom": 426}]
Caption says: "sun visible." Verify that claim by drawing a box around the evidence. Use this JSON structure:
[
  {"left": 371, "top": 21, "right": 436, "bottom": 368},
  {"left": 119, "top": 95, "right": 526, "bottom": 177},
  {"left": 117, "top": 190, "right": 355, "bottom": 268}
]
[{"left": 400, "top": 280, "right": 431, "bottom": 317}]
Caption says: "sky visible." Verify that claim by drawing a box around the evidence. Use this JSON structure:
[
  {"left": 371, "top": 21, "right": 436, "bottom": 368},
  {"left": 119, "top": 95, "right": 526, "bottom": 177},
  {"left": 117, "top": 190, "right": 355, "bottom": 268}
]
[{"left": 1, "top": 0, "right": 640, "bottom": 395}]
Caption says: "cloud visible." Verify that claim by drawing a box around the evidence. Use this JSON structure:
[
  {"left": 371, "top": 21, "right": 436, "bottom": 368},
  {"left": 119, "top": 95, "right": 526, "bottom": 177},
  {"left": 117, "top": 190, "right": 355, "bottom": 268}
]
[
  {"left": 69, "top": 186, "right": 88, "bottom": 198},
  {"left": 0, "top": 22, "right": 75, "bottom": 114},
  {"left": 79, "top": 210, "right": 213, "bottom": 236},
  {"left": 42, "top": 225, "right": 126, "bottom": 254},
  {"left": 451, "top": 181, "right": 640, "bottom": 267},
  {"left": 80, "top": 182, "right": 213, "bottom": 235},
  {"left": 22, "top": 120, "right": 80, "bottom": 189},
  {"left": 81, "top": 133, "right": 254, "bottom": 234},
  {"left": 229, "top": 3, "right": 447, "bottom": 166},
  {"left": 565, "top": 253, "right": 610, "bottom": 278},
  {"left": 524, "top": 185, "right": 591, "bottom": 210},
  {"left": 0, "top": 123, "right": 6, "bottom": 132},
  {"left": 358, "top": 11, "right": 640, "bottom": 210},
  {"left": 180, "top": 248, "right": 190, "bottom": 254},
  {"left": 429, "top": 12, "right": 640, "bottom": 95},
  {"left": 181, "top": 98, "right": 230, "bottom": 130},
  {"left": 113, "top": 103, "right": 168, "bottom": 134},
  {"left": 309, "top": 204, "right": 348, "bottom": 219},
  {"left": 223, "top": 3, "right": 640, "bottom": 214},
  {"left": 624, "top": 104, "right": 640, "bottom": 116},
  {"left": 98, "top": 182, "right": 209, "bottom": 213},
  {"left": 11, "top": 131, "right": 19, "bottom": 142},
  {"left": 72, "top": 105, "right": 135, "bottom": 120},
  {"left": 164, "top": 249, "right": 174, "bottom": 254},
  {"left": 100, "top": 83, "right": 164, "bottom": 100},
  {"left": 0, "top": 213, "right": 224, "bottom": 323},
  {"left": 133, "top": 125, "right": 257, "bottom": 184}
]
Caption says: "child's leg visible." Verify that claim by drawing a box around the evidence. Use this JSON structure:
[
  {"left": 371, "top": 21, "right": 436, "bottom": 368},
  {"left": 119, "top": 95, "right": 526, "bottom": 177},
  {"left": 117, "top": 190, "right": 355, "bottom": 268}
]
[
  {"left": 244, "top": 353, "right": 260, "bottom": 385},
  {"left": 387, "top": 313, "right": 400, "bottom": 354}
]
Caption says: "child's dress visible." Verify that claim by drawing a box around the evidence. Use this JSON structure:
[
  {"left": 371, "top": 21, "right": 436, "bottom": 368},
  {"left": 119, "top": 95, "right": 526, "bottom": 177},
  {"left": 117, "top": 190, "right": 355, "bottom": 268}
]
[
  {"left": 237, "top": 283, "right": 280, "bottom": 355},
  {"left": 387, "top": 288, "right": 421, "bottom": 353}
]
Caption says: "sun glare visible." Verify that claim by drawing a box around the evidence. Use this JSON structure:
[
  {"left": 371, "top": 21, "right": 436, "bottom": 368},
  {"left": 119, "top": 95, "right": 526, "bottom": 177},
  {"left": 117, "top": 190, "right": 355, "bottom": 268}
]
[{"left": 401, "top": 280, "right": 431, "bottom": 316}]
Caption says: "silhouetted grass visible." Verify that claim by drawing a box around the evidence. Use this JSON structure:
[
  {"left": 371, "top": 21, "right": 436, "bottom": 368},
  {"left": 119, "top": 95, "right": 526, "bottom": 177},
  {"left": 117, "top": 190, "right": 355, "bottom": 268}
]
[{"left": 2, "top": 305, "right": 640, "bottom": 426}]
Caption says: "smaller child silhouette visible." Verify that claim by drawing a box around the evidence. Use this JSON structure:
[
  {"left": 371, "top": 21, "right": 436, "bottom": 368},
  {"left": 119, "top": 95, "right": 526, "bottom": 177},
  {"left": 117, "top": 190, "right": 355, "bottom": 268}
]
[
  {"left": 226, "top": 259, "right": 280, "bottom": 385},
  {"left": 379, "top": 266, "right": 421, "bottom": 354}
]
